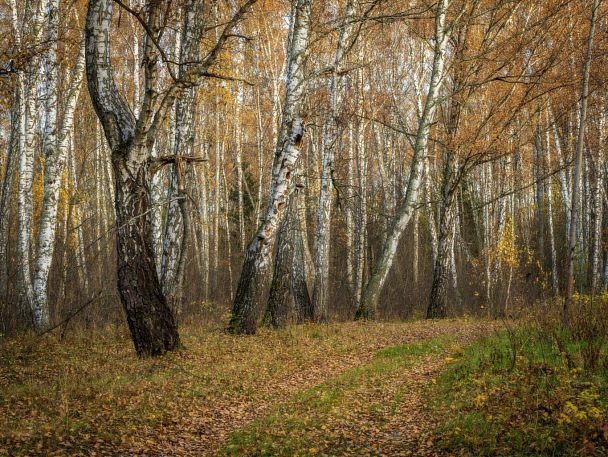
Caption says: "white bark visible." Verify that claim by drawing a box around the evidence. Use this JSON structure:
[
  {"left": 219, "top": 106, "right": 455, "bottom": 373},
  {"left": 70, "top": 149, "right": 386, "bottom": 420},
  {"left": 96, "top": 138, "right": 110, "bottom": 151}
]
[
  {"left": 312, "top": 0, "right": 356, "bottom": 322},
  {"left": 591, "top": 153, "right": 603, "bottom": 292},
  {"left": 231, "top": 0, "right": 312, "bottom": 334},
  {"left": 235, "top": 94, "right": 246, "bottom": 251},
  {"left": 345, "top": 123, "right": 355, "bottom": 297},
  {"left": 412, "top": 205, "right": 420, "bottom": 285},
  {"left": 358, "top": 0, "right": 450, "bottom": 319},
  {"left": 213, "top": 127, "right": 222, "bottom": 290},
  {"left": 33, "top": 28, "right": 86, "bottom": 330},
  {"left": 552, "top": 117, "right": 571, "bottom": 237},
  {"left": 160, "top": 0, "right": 204, "bottom": 298},
  {"left": 564, "top": 0, "right": 598, "bottom": 326},
  {"left": 199, "top": 145, "right": 210, "bottom": 302},
  {"left": 18, "top": 0, "right": 49, "bottom": 317},
  {"left": 222, "top": 162, "right": 234, "bottom": 299},
  {"left": 545, "top": 114, "right": 559, "bottom": 295},
  {"left": 254, "top": 87, "right": 265, "bottom": 228},
  {"left": 354, "top": 114, "right": 368, "bottom": 306}
]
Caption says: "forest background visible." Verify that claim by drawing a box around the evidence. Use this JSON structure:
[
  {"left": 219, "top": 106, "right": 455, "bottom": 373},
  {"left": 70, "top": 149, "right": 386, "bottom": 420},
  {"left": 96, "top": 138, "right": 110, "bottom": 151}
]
[{"left": 1, "top": 0, "right": 607, "bottom": 349}]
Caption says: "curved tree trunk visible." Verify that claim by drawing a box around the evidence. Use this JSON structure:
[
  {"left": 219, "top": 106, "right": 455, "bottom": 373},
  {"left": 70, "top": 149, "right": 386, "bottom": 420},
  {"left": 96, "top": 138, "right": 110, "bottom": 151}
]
[
  {"left": 356, "top": 0, "right": 450, "bottom": 320},
  {"left": 267, "top": 195, "right": 296, "bottom": 328},
  {"left": 267, "top": 188, "right": 311, "bottom": 328},
  {"left": 114, "top": 156, "right": 180, "bottom": 356},
  {"left": 230, "top": 0, "right": 312, "bottom": 334},
  {"left": 86, "top": 0, "right": 180, "bottom": 356}
]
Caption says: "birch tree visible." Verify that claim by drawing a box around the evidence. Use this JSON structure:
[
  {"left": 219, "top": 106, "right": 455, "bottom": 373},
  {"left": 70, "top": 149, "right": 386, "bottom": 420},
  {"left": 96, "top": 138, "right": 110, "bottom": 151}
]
[
  {"left": 17, "top": 0, "right": 48, "bottom": 320},
  {"left": 85, "top": 0, "right": 257, "bottom": 355},
  {"left": 564, "top": 0, "right": 598, "bottom": 327},
  {"left": 32, "top": 24, "right": 86, "bottom": 330},
  {"left": 160, "top": 0, "right": 207, "bottom": 301},
  {"left": 230, "top": 0, "right": 312, "bottom": 334},
  {"left": 0, "top": 0, "right": 26, "bottom": 305},
  {"left": 356, "top": 0, "right": 451, "bottom": 319},
  {"left": 311, "top": 0, "right": 357, "bottom": 322}
]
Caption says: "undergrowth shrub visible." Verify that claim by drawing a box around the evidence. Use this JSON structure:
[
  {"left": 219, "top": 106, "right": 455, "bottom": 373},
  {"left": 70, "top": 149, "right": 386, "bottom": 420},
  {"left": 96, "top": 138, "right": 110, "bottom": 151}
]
[{"left": 431, "top": 297, "right": 608, "bottom": 456}]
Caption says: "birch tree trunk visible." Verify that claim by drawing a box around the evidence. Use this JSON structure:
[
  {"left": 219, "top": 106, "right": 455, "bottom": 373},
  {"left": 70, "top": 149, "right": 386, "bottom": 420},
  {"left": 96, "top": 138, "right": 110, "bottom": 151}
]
[
  {"left": 0, "top": 0, "right": 25, "bottom": 303},
  {"left": 311, "top": 0, "right": 356, "bottom": 323},
  {"left": 86, "top": 0, "right": 180, "bottom": 356},
  {"left": 230, "top": 0, "right": 312, "bottom": 334},
  {"left": 222, "top": 164, "right": 234, "bottom": 299},
  {"left": 412, "top": 205, "right": 420, "bottom": 285},
  {"left": 564, "top": 0, "right": 598, "bottom": 327},
  {"left": 213, "top": 132, "right": 222, "bottom": 292},
  {"left": 267, "top": 194, "right": 297, "bottom": 328},
  {"left": 426, "top": 161, "right": 439, "bottom": 267},
  {"left": 588, "top": 158, "right": 601, "bottom": 292},
  {"left": 150, "top": 7, "right": 173, "bottom": 273},
  {"left": 293, "top": 188, "right": 313, "bottom": 322},
  {"left": 160, "top": 0, "right": 206, "bottom": 299},
  {"left": 590, "top": 112, "right": 605, "bottom": 292},
  {"left": 33, "top": 28, "right": 86, "bottom": 330},
  {"left": 552, "top": 118, "right": 571, "bottom": 238},
  {"left": 545, "top": 115, "right": 559, "bottom": 295},
  {"left": 0, "top": 85, "right": 21, "bottom": 302},
  {"left": 267, "top": 178, "right": 311, "bottom": 328},
  {"left": 354, "top": 115, "right": 368, "bottom": 308},
  {"left": 235, "top": 95, "right": 246, "bottom": 251},
  {"left": 86, "top": 0, "right": 257, "bottom": 352},
  {"left": 17, "top": 0, "right": 48, "bottom": 321},
  {"left": 17, "top": 79, "right": 37, "bottom": 316},
  {"left": 197, "top": 143, "right": 210, "bottom": 302},
  {"left": 68, "top": 136, "right": 90, "bottom": 295},
  {"left": 345, "top": 124, "right": 355, "bottom": 298},
  {"left": 357, "top": 0, "right": 450, "bottom": 319},
  {"left": 427, "top": 152, "right": 457, "bottom": 319},
  {"left": 534, "top": 130, "right": 545, "bottom": 270}
]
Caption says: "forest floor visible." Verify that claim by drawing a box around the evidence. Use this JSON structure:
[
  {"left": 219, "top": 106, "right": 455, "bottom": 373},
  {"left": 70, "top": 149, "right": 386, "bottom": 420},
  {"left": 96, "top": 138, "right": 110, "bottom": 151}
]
[{"left": 1, "top": 318, "right": 502, "bottom": 456}]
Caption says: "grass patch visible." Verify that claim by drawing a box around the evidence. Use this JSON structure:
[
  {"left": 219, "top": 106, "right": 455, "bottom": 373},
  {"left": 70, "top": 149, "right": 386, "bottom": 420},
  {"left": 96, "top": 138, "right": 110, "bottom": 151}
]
[{"left": 430, "top": 305, "right": 608, "bottom": 456}]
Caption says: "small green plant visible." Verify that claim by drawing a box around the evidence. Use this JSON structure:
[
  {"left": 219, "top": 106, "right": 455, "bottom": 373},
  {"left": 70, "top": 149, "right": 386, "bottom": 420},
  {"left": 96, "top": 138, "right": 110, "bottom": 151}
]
[{"left": 430, "top": 303, "right": 608, "bottom": 456}]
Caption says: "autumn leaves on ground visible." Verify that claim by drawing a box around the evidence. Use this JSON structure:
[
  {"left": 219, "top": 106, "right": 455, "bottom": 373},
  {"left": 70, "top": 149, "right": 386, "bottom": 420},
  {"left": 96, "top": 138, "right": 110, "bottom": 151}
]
[
  {"left": 1, "top": 319, "right": 486, "bottom": 456},
  {"left": 2, "top": 314, "right": 608, "bottom": 456}
]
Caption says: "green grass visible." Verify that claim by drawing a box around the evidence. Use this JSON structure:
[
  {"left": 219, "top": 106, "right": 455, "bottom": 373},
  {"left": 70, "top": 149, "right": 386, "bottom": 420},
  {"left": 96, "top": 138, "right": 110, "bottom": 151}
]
[{"left": 430, "top": 321, "right": 608, "bottom": 456}]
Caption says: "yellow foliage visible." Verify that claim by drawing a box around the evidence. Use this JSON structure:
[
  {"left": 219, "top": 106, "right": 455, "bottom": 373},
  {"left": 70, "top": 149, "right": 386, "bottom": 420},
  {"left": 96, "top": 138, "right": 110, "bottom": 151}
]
[
  {"left": 474, "top": 394, "right": 487, "bottom": 407},
  {"left": 494, "top": 216, "right": 518, "bottom": 268}
]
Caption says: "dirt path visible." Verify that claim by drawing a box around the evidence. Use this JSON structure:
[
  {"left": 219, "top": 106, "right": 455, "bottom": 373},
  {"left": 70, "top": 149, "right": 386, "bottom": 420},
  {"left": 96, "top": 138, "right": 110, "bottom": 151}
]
[{"left": 123, "top": 320, "right": 499, "bottom": 456}]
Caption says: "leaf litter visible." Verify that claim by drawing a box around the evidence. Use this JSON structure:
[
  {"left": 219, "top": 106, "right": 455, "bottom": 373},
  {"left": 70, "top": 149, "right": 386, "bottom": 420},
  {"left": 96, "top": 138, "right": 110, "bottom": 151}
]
[{"left": 0, "top": 319, "right": 499, "bottom": 456}]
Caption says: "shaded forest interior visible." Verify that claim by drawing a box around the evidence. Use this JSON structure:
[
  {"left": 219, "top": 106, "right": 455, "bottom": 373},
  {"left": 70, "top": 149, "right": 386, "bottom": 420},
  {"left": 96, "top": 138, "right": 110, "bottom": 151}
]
[{"left": 1, "top": 0, "right": 608, "bottom": 344}]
